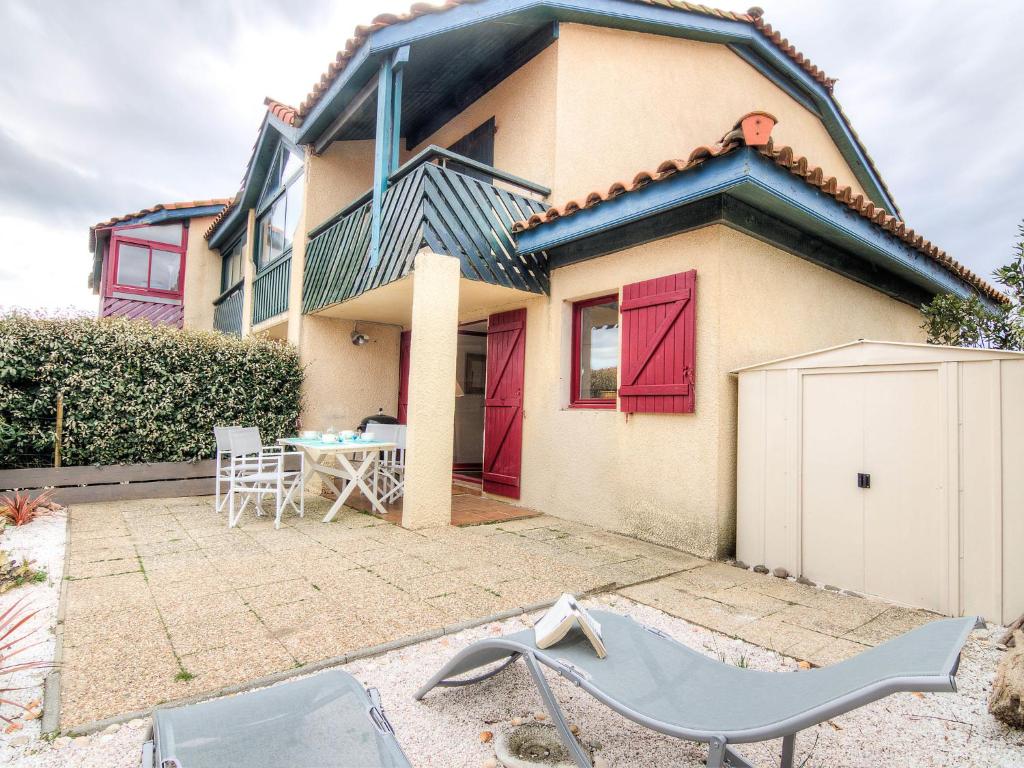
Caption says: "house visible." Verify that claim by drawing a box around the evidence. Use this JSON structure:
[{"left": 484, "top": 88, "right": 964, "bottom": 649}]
[
  {"left": 89, "top": 200, "right": 230, "bottom": 328},
  {"left": 87, "top": 1, "right": 1005, "bottom": 559}
]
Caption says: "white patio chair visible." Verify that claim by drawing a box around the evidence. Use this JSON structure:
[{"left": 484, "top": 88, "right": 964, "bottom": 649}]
[
  {"left": 370, "top": 423, "right": 407, "bottom": 504},
  {"left": 226, "top": 428, "right": 304, "bottom": 529},
  {"left": 214, "top": 425, "right": 242, "bottom": 513}
]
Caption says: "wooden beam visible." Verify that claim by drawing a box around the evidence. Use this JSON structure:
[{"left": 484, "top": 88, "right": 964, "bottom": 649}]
[
  {"left": 312, "top": 74, "right": 379, "bottom": 156},
  {"left": 391, "top": 46, "right": 410, "bottom": 172},
  {"left": 405, "top": 21, "right": 558, "bottom": 148},
  {"left": 370, "top": 57, "right": 395, "bottom": 267}
]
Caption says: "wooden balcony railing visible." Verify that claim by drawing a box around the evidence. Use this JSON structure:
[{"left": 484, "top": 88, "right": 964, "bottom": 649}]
[
  {"left": 302, "top": 147, "right": 550, "bottom": 315},
  {"left": 251, "top": 254, "right": 290, "bottom": 326},
  {"left": 212, "top": 281, "right": 244, "bottom": 336}
]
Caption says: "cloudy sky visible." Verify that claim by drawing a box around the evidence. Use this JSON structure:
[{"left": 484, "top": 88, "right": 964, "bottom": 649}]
[{"left": 1, "top": 0, "right": 1021, "bottom": 313}]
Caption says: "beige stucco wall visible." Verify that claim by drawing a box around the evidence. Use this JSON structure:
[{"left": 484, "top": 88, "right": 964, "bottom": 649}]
[
  {"left": 404, "top": 42, "right": 558, "bottom": 192},
  {"left": 182, "top": 214, "right": 222, "bottom": 331},
  {"left": 509, "top": 224, "right": 923, "bottom": 558},
  {"left": 305, "top": 139, "right": 377, "bottom": 232},
  {"left": 551, "top": 24, "right": 869, "bottom": 205},
  {"left": 713, "top": 227, "right": 925, "bottom": 552},
  {"left": 297, "top": 315, "right": 401, "bottom": 434}
]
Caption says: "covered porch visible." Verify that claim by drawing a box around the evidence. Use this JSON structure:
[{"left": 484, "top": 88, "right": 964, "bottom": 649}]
[
  {"left": 299, "top": 255, "right": 542, "bottom": 529},
  {"left": 344, "top": 479, "right": 541, "bottom": 527}
]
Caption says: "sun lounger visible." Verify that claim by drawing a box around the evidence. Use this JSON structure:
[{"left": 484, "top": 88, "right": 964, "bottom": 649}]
[
  {"left": 143, "top": 669, "right": 411, "bottom": 768},
  {"left": 415, "top": 610, "right": 979, "bottom": 768}
]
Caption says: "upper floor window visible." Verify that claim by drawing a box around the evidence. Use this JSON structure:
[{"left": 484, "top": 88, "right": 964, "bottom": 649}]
[
  {"left": 570, "top": 294, "right": 620, "bottom": 408},
  {"left": 447, "top": 118, "right": 495, "bottom": 183},
  {"left": 254, "top": 144, "right": 304, "bottom": 270},
  {"left": 108, "top": 222, "right": 187, "bottom": 299},
  {"left": 220, "top": 235, "right": 245, "bottom": 293}
]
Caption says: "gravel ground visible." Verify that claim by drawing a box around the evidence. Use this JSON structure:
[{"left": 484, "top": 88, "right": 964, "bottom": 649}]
[
  {"left": 8, "top": 593, "right": 1023, "bottom": 767},
  {"left": 0, "top": 512, "right": 66, "bottom": 759}
]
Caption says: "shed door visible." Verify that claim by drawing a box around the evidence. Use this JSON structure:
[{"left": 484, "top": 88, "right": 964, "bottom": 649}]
[
  {"left": 483, "top": 309, "right": 526, "bottom": 499},
  {"left": 801, "top": 370, "right": 944, "bottom": 611}
]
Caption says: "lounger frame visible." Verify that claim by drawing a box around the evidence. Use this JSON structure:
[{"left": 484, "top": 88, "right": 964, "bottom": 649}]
[{"left": 415, "top": 617, "right": 980, "bottom": 768}]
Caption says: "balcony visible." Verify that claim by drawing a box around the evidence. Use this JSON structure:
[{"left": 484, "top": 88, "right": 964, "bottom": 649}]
[
  {"left": 302, "top": 147, "right": 550, "bottom": 315},
  {"left": 212, "top": 281, "right": 243, "bottom": 336},
  {"left": 251, "top": 254, "right": 291, "bottom": 325}
]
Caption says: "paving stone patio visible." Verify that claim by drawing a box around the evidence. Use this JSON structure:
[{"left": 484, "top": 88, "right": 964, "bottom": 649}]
[
  {"left": 59, "top": 495, "right": 701, "bottom": 727},
  {"left": 59, "top": 494, "right": 937, "bottom": 729}
]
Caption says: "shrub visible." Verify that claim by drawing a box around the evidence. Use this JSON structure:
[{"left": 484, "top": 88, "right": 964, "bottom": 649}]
[
  {"left": 0, "top": 313, "right": 303, "bottom": 467},
  {"left": 0, "top": 597, "right": 49, "bottom": 729},
  {"left": 0, "top": 491, "right": 54, "bottom": 526}
]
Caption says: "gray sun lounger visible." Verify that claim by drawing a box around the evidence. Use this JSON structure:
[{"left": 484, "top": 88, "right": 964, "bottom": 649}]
[
  {"left": 142, "top": 669, "right": 411, "bottom": 768},
  {"left": 415, "top": 610, "right": 979, "bottom": 768}
]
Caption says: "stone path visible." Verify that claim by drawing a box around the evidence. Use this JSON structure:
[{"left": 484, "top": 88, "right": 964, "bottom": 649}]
[
  {"left": 620, "top": 561, "right": 935, "bottom": 666},
  {"left": 60, "top": 495, "right": 936, "bottom": 730}
]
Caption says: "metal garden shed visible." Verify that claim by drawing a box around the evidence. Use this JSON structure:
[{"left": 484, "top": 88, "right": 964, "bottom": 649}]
[{"left": 735, "top": 340, "right": 1024, "bottom": 624}]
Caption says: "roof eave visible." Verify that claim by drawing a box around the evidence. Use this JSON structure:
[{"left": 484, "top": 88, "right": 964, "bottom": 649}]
[
  {"left": 515, "top": 147, "right": 996, "bottom": 309},
  {"left": 207, "top": 115, "right": 301, "bottom": 249},
  {"left": 292, "top": 0, "right": 896, "bottom": 214}
]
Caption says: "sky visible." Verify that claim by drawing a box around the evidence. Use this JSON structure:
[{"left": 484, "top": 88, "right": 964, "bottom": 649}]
[{"left": 0, "top": 0, "right": 1021, "bottom": 313}]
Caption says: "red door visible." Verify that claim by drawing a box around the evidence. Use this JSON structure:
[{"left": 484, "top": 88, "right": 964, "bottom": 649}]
[
  {"left": 397, "top": 330, "right": 411, "bottom": 423},
  {"left": 483, "top": 309, "right": 526, "bottom": 499}
]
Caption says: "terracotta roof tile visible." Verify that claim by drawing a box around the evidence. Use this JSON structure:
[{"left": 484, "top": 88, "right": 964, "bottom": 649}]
[
  {"left": 264, "top": 97, "right": 298, "bottom": 126},
  {"left": 90, "top": 199, "right": 231, "bottom": 235},
  {"left": 294, "top": 1, "right": 836, "bottom": 122},
  {"left": 511, "top": 113, "right": 1006, "bottom": 305},
  {"left": 203, "top": 196, "right": 241, "bottom": 241}
]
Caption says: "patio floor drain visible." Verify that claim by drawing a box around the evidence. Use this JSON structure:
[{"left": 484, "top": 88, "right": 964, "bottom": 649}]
[{"left": 494, "top": 723, "right": 578, "bottom": 768}]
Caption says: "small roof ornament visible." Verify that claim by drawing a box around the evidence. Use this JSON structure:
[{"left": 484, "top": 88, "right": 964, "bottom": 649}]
[{"left": 736, "top": 111, "right": 778, "bottom": 147}]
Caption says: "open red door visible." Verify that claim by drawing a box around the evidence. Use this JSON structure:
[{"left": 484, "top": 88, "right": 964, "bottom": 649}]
[
  {"left": 483, "top": 309, "right": 526, "bottom": 499},
  {"left": 397, "top": 330, "right": 411, "bottom": 423}
]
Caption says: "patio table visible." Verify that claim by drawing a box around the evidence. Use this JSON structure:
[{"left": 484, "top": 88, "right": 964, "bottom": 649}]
[{"left": 279, "top": 437, "right": 397, "bottom": 522}]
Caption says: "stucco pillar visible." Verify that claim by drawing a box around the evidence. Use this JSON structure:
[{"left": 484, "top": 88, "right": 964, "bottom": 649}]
[{"left": 402, "top": 251, "right": 460, "bottom": 529}]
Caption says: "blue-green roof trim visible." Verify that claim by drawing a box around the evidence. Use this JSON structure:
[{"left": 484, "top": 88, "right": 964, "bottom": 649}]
[
  {"left": 295, "top": 0, "right": 898, "bottom": 215},
  {"left": 515, "top": 147, "right": 996, "bottom": 309},
  {"left": 207, "top": 113, "right": 301, "bottom": 250}
]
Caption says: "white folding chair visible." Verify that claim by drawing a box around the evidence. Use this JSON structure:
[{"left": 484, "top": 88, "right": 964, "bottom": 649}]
[
  {"left": 214, "top": 425, "right": 242, "bottom": 513},
  {"left": 371, "top": 424, "right": 407, "bottom": 504},
  {"left": 226, "top": 428, "right": 304, "bottom": 529}
]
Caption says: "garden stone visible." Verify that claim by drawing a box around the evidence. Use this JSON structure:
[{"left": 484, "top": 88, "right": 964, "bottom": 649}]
[
  {"left": 796, "top": 576, "right": 815, "bottom": 586},
  {"left": 732, "top": 560, "right": 748, "bottom": 570},
  {"left": 989, "top": 630, "right": 1024, "bottom": 728},
  {"left": 753, "top": 565, "right": 769, "bottom": 574},
  {"left": 772, "top": 567, "right": 789, "bottom": 579}
]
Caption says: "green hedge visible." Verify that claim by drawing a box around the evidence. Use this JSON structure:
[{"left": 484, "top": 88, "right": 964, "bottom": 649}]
[{"left": 0, "top": 313, "right": 303, "bottom": 468}]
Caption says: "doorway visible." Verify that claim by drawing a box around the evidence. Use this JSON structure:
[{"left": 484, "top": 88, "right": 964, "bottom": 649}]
[{"left": 453, "top": 321, "right": 487, "bottom": 481}]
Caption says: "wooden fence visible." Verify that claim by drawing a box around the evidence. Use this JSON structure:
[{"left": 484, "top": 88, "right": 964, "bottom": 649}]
[{"left": 0, "top": 461, "right": 219, "bottom": 504}]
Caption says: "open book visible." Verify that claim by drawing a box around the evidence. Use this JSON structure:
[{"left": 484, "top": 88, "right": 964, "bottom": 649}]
[{"left": 534, "top": 594, "right": 607, "bottom": 658}]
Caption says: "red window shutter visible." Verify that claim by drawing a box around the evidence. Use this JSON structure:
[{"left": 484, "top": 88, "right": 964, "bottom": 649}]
[{"left": 618, "top": 270, "right": 696, "bottom": 414}]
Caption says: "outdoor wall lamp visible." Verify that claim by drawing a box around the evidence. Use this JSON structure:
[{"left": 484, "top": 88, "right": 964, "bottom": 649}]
[{"left": 351, "top": 324, "right": 372, "bottom": 346}]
